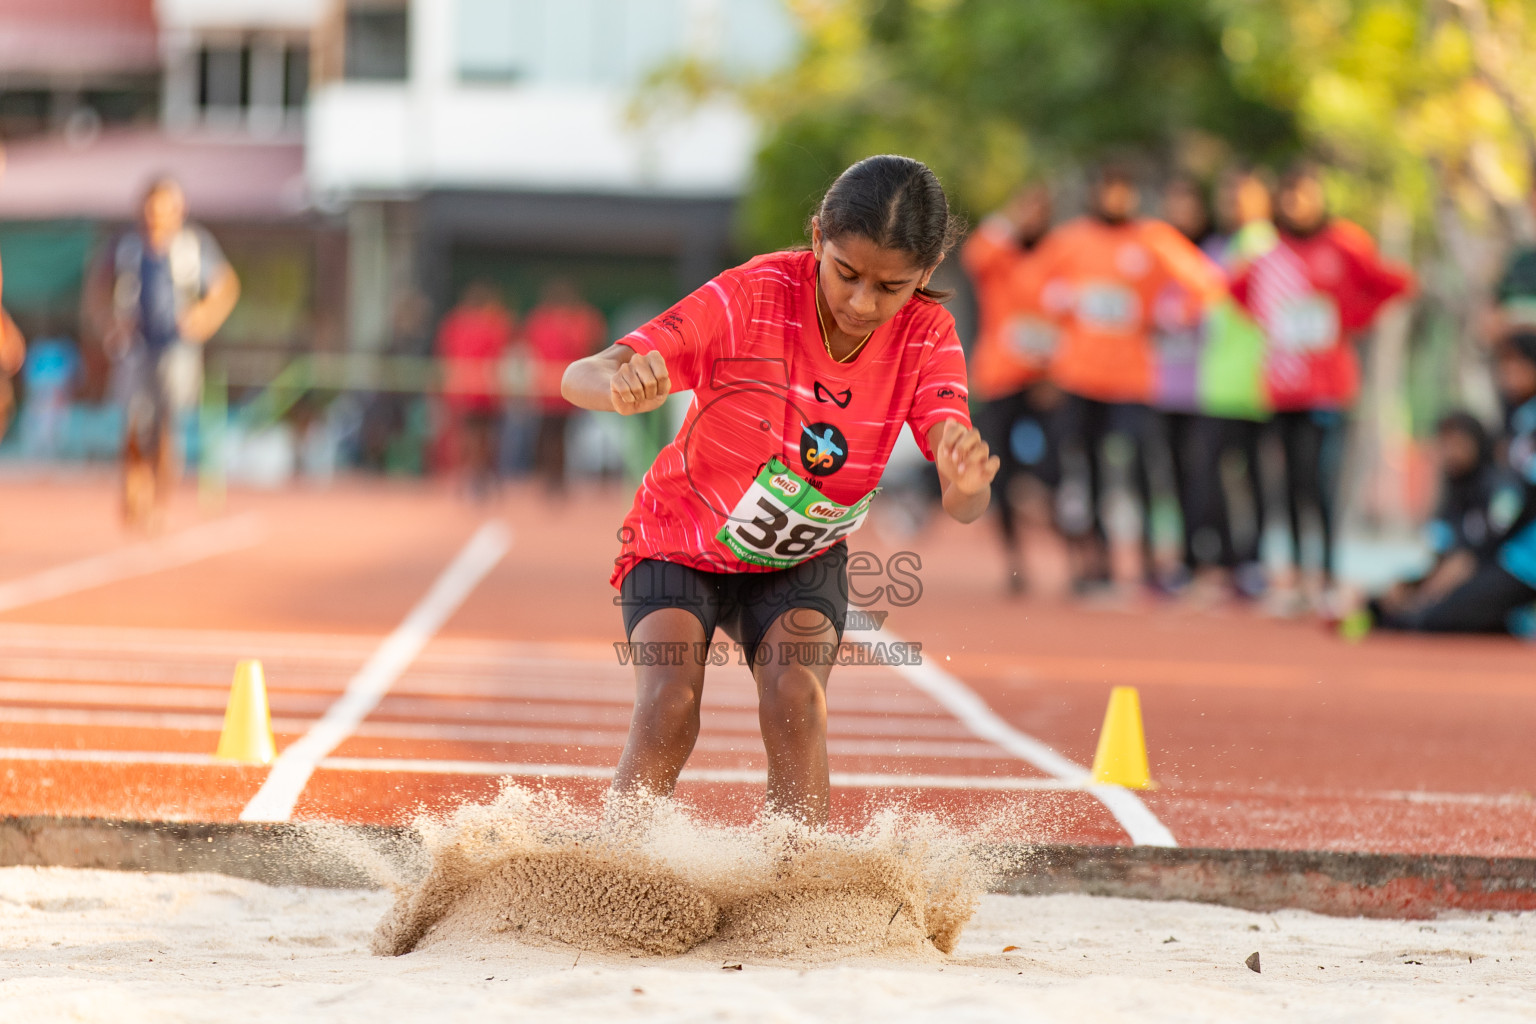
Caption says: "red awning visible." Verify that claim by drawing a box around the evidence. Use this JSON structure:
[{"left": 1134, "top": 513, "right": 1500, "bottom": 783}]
[
  {"left": 0, "top": 129, "right": 309, "bottom": 222},
  {"left": 0, "top": 0, "right": 159, "bottom": 77}
]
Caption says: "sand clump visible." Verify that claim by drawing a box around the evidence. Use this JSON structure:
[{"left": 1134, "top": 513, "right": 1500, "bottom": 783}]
[{"left": 359, "top": 785, "right": 999, "bottom": 963}]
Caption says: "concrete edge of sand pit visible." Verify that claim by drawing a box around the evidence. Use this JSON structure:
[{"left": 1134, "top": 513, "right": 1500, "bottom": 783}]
[{"left": 2, "top": 815, "right": 1534, "bottom": 919}]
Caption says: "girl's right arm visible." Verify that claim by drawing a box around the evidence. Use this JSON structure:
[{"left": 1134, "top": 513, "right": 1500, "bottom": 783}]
[{"left": 561, "top": 343, "right": 671, "bottom": 415}]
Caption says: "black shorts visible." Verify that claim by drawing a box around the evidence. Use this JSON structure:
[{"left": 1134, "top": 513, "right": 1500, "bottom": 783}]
[{"left": 619, "top": 542, "right": 849, "bottom": 663}]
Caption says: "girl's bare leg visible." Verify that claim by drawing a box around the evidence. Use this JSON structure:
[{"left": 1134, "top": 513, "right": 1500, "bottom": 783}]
[
  {"left": 753, "top": 609, "right": 836, "bottom": 827},
  {"left": 611, "top": 608, "right": 709, "bottom": 800}
]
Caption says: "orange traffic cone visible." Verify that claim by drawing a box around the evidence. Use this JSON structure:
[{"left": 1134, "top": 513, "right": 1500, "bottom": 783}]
[
  {"left": 1089, "top": 685, "right": 1153, "bottom": 789},
  {"left": 214, "top": 659, "right": 276, "bottom": 765}
]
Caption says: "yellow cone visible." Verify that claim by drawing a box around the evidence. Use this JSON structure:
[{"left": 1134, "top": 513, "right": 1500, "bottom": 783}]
[
  {"left": 214, "top": 659, "right": 276, "bottom": 765},
  {"left": 1089, "top": 685, "right": 1152, "bottom": 789}
]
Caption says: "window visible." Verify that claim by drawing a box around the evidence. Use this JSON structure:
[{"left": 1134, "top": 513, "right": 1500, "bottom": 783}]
[
  {"left": 344, "top": 4, "right": 410, "bottom": 81},
  {"left": 199, "top": 45, "right": 250, "bottom": 110},
  {"left": 284, "top": 46, "right": 310, "bottom": 108}
]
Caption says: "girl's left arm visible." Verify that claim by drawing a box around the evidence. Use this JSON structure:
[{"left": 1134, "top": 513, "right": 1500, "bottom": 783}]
[{"left": 928, "top": 418, "right": 999, "bottom": 523}]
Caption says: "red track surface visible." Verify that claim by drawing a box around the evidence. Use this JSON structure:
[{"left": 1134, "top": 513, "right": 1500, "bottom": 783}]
[{"left": 2, "top": 473, "right": 1533, "bottom": 857}]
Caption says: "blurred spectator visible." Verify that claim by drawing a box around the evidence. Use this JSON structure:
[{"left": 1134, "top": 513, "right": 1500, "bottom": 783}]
[
  {"left": 1368, "top": 334, "right": 1536, "bottom": 633},
  {"left": 0, "top": 268, "right": 22, "bottom": 443},
  {"left": 84, "top": 177, "right": 240, "bottom": 528},
  {"left": 434, "top": 280, "right": 514, "bottom": 497},
  {"left": 18, "top": 337, "right": 78, "bottom": 459},
  {"left": 1230, "top": 163, "right": 1413, "bottom": 607},
  {"left": 1484, "top": 182, "right": 1536, "bottom": 354},
  {"left": 1154, "top": 171, "right": 1277, "bottom": 598},
  {"left": 1028, "top": 164, "right": 1226, "bottom": 591},
  {"left": 1366, "top": 412, "right": 1503, "bottom": 625},
  {"left": 962, "top": 184, "right": 1061, "bottom": 593},
  {"left": 523, "top": 278, "right": 606, "bottom": 493}
]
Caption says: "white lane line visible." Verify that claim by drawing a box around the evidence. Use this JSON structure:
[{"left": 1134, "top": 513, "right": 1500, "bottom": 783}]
[
  {"left": 238, "top": 520, "right": 513, "bottom": 822},
  {"left": 846, "top": 628, "right": 1178, "bottom": 848},
  {"left": 0, "top": 747, "right": 1074, "bottom": 791},
  {"left": 0, "top": 747, "right": 217, "bottom": 766},
  {"left": 0, "top": 706, "right": 1015, "bottom": 760},
  {"left": 320, "top": 757, "right": 1085, "bottom": 790},
  {"left": 0, "top": 514, "right": 265, "bottom": 614}
]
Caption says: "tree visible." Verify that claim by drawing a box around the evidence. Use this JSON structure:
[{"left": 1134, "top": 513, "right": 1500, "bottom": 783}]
[{"left": 714, "top": 0, "right": 1298, "bottom": 249}]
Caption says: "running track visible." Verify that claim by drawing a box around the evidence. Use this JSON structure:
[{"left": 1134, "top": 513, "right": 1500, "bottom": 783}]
[{"left": 1, "top": 474, "right": 1533, "bottom": 857}]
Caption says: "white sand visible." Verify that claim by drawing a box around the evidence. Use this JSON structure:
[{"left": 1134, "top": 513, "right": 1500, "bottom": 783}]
[{"left": 2, "top": 868, "right": 1534, "bottom": 1022}]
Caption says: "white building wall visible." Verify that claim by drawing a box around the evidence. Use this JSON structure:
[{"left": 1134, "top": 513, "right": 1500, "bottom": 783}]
[
  {"left": 156, "top": 0, "right": 327, "bottom": 31},
  {"left": 307, "top": 0, "right": 795, "bottom": 198}
]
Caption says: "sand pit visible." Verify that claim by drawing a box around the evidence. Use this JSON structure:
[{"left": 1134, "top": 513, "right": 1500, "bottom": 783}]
[
  {"left": 363, "top": 787, "right": 988, "bottom": 962},
  {"left": 3, "top": 866, "right": 1535, "bottom": 1023}
]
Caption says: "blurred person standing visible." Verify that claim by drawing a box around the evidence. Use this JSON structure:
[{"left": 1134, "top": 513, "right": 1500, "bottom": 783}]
[
  {"left": 962, "top": 184, "right": 1061, "bottom": 593},
  {"left": 435, "top": 280, "right": 514, "bottom": 498},
  {"left": 85, "top": 177, "right": 239, "bottom": 528},
  {"left": 0, "top": 256, "right": 25, "bottom": 443},
  {"left": 1153, "top": 173, "right": 1277, "bottom": 598},
  {"left": 1483, "top": 180, "right": 1536, "bottom": 356},
  {"left": 1230, "top": 163, "right": 1414, "bottom": 609},
  {"left": 1028, "top": 164, "right": 1226, "bottom": 592},
  {"left": 523, "top": 278, "right": 606, "bottom": 494}
]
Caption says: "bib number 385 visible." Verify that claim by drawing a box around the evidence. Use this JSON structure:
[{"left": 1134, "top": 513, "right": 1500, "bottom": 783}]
[{"left": 718, "top": 459, "right": 876, "bottom": 569}]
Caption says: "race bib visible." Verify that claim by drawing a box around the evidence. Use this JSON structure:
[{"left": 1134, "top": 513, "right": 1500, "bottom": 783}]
[
  {"left": 1271, "top": 294, "right": 1339, "bottom": 353},
  {"left": 1077, "top": 282, "right": 1141, "bottom": 331},
  {"left": 1004, "top": 316, "right": 1060, "bottom": 360},
  {"left": 717, "top": 458, "right": 877, "bottom": 569}
]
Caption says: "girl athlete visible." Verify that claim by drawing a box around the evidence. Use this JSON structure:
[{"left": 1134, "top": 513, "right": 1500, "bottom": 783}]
[{"left": 562, "top": 156, "right": 999, "bottom": 826}]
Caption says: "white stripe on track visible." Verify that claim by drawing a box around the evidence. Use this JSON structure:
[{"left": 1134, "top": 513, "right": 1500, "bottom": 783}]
[
  {"left": 320, "top": 757, "right": 1085, "bottom": 790},
  {"left": 0, "top": 514, "right": 265, "bottom": 613},
  {"left": 238, "top": 520, "right": 512, "bottom": 822},
  {"left": 0, "top": 747, "right": 1079, "bottom": 791},
  {"left": 845, "top": 628, "right": 1178, "bottom": 848}
]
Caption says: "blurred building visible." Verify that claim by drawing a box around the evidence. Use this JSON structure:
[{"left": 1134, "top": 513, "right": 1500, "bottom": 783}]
[
  {"left": 0, "top": 0, "right": 339, "bottom": 405},
  {"left": 306, "top": 0, "right": 797, "bottom": 347}
]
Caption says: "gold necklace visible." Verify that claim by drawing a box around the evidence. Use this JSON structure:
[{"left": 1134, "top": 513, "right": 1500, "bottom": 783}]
[{"left": 815, "top": 287, "right": 874, "bottom": 364}]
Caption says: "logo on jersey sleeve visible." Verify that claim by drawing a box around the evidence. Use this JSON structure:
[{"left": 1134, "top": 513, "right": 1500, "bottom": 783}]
[{"left": 799, "top": 422, "right": 847, "bottom": 476}]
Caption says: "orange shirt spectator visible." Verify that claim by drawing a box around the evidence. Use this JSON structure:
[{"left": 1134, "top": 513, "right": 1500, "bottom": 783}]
[
  {"left": 961, "top": 187, "right": 1058, "bottom": 401},
  {"left": 1030, "top": 216, "right": 1226, "bottom": 404}
]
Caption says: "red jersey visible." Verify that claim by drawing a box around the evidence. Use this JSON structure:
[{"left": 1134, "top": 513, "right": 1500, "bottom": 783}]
[
  {"left": 524, "top": 301, "right": 607, "bottom": 412},
  {"left": 611, "top": 250, "right": 972, "bottom": 587},
  {"left": 435, "top": 304, "right": 514, "bottom": 414},
  {"left": 960, "top": 221, "right": 1054, "bottom": 400},
  {"left": 1231, "top": 220, "right": 1413, "bottom": 410},
  {"left": 1028, "top": 217, "right": 1226, "bottom": 404}
]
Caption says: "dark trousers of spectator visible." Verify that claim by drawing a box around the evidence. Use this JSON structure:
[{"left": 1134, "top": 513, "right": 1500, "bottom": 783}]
[
  {"left": 977, "top": 382, "right": 1061, "bottom": 553},
  {"left": 1165, "top": 413, "right": 1267, "bottom": 572},
  {"left": 1273, "top": 409, "right": 1347, "bottom": 583},
  {"left": 1056, "top": 394, "right": 1156, "bottom": 585},
  {"left": 1373, "top": 562, "right": 1536, "bottom": 633},
  {"left": 535, "top": 411, "right": 571, "bottom": 493}
]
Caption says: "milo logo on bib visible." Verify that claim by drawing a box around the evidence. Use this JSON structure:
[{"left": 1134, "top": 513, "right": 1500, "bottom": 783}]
[{"left": 718, "top": 457, "right": 877, "bottom": 568}]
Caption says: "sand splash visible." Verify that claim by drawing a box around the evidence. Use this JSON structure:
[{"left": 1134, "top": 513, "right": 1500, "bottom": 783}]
[{"left": 355, "top": 784, "right": 1008, "bottom": 962}]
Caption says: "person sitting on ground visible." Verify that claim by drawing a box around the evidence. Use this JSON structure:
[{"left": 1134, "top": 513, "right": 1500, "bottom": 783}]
[
  {"left": 1362, "top": 332, "right": 1536, "bottom": 634},
  {"left": 1364, "top": 412, "right": 1507, "bottom": 625}
]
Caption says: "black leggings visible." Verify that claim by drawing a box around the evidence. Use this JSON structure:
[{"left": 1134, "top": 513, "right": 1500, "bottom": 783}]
[
  {"left": 1165, "top": 414, "right": 1267, "bottom": 570},
  {"left": 1057, "top": 395, "right": 1155, "bottom": 574},
  {"left": 1373, "top": 562, "right": 1536, "bottom": 634},
  {"left": 977, "top": 383, "right": 1061, "bottom": 548},
  {"left": 1274, "top": 409, "right": 1346, "bottom": 581}
]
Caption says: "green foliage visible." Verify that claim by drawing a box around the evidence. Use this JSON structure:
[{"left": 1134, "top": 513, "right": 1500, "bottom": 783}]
[{"left": 734, "top": 0, "right": 1299, "bottom": 250}]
